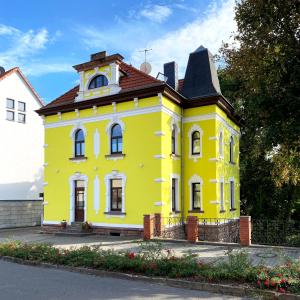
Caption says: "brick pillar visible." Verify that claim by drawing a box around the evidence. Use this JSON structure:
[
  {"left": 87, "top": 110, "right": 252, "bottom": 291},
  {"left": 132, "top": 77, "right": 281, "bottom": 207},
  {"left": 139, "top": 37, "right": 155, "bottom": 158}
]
[
  {"left": 143, "top": 214, "right": 154, "bottom": 240},
  {"left": 187, "top": 216, "right": 198, "bottom": 243},
  {"left": 154, "top": 213, "right": 162, "bottom": 237},
  {"left": 240, "top": 216, "right": 251, "bottom": 246}
]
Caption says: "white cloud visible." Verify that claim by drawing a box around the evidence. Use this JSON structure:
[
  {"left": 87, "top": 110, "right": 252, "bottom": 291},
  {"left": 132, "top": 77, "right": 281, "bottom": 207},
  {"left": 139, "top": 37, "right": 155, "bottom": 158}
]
[
  {"left": 140, "top": 5, "right": 172, "bottom": 23},
  {"left": 0, "top": 24, "right": 71, "bottom": 76},
  {"left": 131, "top": 0, "right": 236, "bottom": 78}
]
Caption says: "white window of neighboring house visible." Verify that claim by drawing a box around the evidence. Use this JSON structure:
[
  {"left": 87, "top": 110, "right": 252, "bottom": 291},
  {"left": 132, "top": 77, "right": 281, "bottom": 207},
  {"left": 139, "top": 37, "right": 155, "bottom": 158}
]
[
  {"left": 230, "top": 179, "right": 235, "bottom": 210},
  {"left": 18, "top": 101, "right": 26, "bottom": 112},
  {"left": 18, "top": 113, "right": 26, "bottom": 123},
  {"left": 6, "top": 98, "right": 14, "bottom": 109},
  {"left": 6, "top": 110, "right": 14, "bottom": 121}
]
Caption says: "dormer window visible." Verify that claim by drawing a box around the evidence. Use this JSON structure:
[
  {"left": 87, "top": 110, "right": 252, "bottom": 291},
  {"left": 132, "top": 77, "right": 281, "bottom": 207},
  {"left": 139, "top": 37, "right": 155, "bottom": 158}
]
[{"left": 88, "top": 75, "right": 108, "bottom": 89}]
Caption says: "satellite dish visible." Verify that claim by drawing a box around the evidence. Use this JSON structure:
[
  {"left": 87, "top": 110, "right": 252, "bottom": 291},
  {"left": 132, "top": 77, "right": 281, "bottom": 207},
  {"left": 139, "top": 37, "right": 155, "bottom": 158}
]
[{"left": 140, "top": 62, "right": 152, "bottom": 74}]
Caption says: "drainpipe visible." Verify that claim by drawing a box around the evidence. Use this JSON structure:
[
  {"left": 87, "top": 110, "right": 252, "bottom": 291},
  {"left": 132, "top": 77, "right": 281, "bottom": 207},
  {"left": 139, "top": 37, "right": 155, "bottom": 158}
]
[{"left": 180, "top": 107, "right": 185, "bottom": 228}]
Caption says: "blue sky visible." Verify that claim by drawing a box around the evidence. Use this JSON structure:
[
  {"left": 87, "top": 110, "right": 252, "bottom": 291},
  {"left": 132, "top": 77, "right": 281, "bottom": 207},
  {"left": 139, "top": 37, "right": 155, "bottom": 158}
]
[{"left": 0, "top": 0, "right": 235, "bottom": 103}]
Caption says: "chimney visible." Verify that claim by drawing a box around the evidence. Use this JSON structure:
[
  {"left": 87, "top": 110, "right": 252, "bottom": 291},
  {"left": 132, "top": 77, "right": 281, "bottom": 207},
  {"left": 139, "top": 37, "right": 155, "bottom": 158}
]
[
  {"left": 91, "top": 51, "right": 107, "bottom": 61},
  {"left": 0, "top": 66, "right": 5, "bottom": 75},
  {"left": 163, "top": 61, "right": 178, "bottom": 90},
  {"left": 182, "top": 46, "right": 221, "bottom": 99}
]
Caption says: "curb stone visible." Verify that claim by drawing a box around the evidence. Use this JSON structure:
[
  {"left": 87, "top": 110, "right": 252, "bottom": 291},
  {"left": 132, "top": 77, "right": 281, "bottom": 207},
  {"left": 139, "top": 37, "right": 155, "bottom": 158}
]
[{"left": 0, "top": 256, "right": 299, "bottom": 300}]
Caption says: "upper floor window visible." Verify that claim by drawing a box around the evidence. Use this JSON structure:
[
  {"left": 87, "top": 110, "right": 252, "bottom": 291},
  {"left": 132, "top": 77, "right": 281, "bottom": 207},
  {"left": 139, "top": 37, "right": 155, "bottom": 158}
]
[
  {"left": 111, "top": 124, "right": 122, "bottom": 154},
  {"left": 6, "top": 110, "right": 14, "bottom": 121},
  {"left": 229, "top": 136, "right": 234, "bottom": 163},
  {"left": 171, "top": 125, "right": 176, "bottom": 154},
  {"left": 75, "top": 129, "right": 85, "bottom": 157},
  {"left": 191, "top": 131, "right": 201, "bottom": 155},
  {"left": 88, "top": 75, "right": 108, "bottom": 89},
  {"left": 18, "top": 101, "right": 26, "bottom": 112},
  {"left": 6, "top": 98, "right": 14, "bottom": 109}
]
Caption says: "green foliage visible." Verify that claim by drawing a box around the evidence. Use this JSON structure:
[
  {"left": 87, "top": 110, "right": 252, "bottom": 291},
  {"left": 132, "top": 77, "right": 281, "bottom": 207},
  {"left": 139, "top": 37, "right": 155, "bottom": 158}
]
[
  {"left": 218, "top": 0, "right": 300, "bottom": 219},
  {"left": 0, "top": 241, "right": 299, "bottom": 295}
]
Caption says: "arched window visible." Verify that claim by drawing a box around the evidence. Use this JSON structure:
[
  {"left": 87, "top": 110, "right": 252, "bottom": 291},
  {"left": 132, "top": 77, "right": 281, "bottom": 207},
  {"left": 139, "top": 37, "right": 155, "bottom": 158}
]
[
  {"left": 229, "top": 136, "right": 234, "bottom": 163},
  {"left": 75, "top": 129, "right": 85, "bottom": 157},
  {"left": 171, "top": 125, "right": 176, "bottom": 154},
  {"left": 88, "top": 75, "right": 108, "bottom": 89},
  {"left": 219, "top": 131, "right": 223, "bottom": 157},
  {"left": 111, "top": 124, "right": 122, "bottom": 154},
  {"left": 191, "top": 131, "right": 201, "bottom": 155}
]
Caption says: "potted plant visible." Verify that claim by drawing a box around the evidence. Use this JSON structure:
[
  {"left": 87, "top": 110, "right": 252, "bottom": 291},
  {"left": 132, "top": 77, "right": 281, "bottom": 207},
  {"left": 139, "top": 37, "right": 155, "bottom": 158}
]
[
  {"left": 61, "top": 220, "right": 67, "bottom": 229},
  {"left": 81, "top": 221, "right": 92, "bottom": 232}
]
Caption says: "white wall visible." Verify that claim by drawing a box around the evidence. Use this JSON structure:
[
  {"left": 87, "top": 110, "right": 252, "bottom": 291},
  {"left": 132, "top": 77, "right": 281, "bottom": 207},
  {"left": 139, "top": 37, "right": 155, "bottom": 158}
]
[{"left": 0, "top": 72, "right": 44, "bottom": 200}]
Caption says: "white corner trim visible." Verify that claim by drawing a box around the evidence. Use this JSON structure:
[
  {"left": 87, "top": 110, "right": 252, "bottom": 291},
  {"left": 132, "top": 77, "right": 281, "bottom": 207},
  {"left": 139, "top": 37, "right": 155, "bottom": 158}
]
[
  {"left": 209, "top": 158, "right": 219, "bottom": 162},
  {"left": 92, "top": 223, "right": 143, "bottom": 229},
  {"left": 209, "top": 179, "right": 218, "bottom": 183},
  {"left": 75, "top": 109, "right": 80, "bottom": 117},
  {"left": 154, "top": 131, "right": 165, "bottom": 136},
  {"left": 42, "top": 221, "right": 61, "bottom": 225},
  {"left": 157, "top": 93, "right": 163, "bottom": 104},
  {"left": 57, "top": 112, "right": 62, "bottom": 120},
  {"left": 92, "top": 105, "right": 98, "bottom": 115},
  {"left": 154, "top": 154, "right": 166, "bottom": 159},
  {"left": 133, "top": 97, "right": 138, "bottom": 107},
  {"left": 154, "top": 178, "right": 166, "bottom": 183},
  {"left": 112, "top": 101, "right": 117, "bottom": 113},
  {"left": 43, "top": 182, "right": 48, "bottom": 186},
  {"left": 154, "top": 201, "right": 165, "bottom": 206}
]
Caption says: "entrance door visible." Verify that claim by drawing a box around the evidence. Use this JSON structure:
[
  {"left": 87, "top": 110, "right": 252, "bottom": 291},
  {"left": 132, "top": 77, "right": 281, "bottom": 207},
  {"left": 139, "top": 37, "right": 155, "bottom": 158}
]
[{"left": 74, "top": 180, "right": 85, "bottom": 222}]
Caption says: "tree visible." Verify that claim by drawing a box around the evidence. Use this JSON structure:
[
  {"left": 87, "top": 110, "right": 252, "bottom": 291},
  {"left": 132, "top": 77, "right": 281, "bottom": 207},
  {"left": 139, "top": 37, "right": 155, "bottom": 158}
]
[{"left": 219, "top": 0, "right": 300, "bottom": 219}]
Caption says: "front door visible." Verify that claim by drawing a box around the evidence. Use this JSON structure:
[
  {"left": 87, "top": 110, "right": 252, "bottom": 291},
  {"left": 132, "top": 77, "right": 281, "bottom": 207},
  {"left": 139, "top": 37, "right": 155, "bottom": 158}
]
[{"left": 75, "top": 180, "right": 85, "bottom": 222}]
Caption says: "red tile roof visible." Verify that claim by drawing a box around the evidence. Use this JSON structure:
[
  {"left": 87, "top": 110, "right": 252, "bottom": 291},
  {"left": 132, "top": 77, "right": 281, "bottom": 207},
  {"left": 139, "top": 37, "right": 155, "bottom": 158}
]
[
  {"left": 0, "top": 67, "right": 44, "bottom": 106},
  {"left": 43, "top": 61, "right": 162, "bottom": 109}
]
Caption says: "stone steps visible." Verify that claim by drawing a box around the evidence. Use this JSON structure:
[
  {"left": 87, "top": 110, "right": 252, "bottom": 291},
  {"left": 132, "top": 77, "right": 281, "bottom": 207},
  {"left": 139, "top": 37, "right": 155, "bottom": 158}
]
[{"left": 55, "top": 223, "right": 95, "bottom": 237}]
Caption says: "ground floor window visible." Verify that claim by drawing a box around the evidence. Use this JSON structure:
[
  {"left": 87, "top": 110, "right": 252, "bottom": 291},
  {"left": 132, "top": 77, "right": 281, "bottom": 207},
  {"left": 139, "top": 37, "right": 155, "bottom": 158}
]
[
  {"left": 75, "top": 180, "right": 85, "bottom": 222},
  {"left": 192, "top": 182, "right": 201, "bottom": 210},
  {"left": 110, "top": 179, "right": 122, "bottom": 211},
  {"left": 171, "top": 178, "right": 176, "bottom": 212},
  {"left": 230, "top": 180, "right": 235, "bottom": 210},
  {"left": 220, "top": 181, "right": 225, "bottom": 211}
]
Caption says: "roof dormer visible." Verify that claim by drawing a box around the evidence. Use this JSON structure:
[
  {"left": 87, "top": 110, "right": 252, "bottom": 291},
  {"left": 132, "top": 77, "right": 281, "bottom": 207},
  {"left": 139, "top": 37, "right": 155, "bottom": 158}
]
[{"left": 73, "top": 51, "right": 124, "bottom": 101}]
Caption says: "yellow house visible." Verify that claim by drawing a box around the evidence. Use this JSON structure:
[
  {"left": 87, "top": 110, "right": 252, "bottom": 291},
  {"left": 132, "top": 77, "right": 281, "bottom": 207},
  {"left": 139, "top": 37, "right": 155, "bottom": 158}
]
[{"left": 37, "top": 47, "right": 240, "bottom": 238}]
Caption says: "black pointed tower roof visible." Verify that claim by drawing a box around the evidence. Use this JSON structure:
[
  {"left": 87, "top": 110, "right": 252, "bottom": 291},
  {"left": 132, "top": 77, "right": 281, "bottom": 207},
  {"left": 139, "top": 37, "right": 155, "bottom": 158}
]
[{"left": 182, "top": 45, "right": 221, "bottom": 99}]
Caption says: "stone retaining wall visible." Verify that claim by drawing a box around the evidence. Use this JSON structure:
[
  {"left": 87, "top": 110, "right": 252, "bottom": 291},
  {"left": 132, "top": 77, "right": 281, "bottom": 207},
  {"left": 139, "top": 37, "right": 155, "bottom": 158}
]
[{"left": 0, "top": 200, "right": 43, "bottom": 229}]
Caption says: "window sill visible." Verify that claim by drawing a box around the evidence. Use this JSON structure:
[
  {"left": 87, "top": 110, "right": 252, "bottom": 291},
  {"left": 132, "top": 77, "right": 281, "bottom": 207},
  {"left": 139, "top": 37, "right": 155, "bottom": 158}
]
[
  {"left": 230, "top": 208, "right": 236, "bottom": 212},
  {"left": 188, "top": 210, "right": 204, "bottom": 213},
  {"left": 170, "top": 154, "right": 181, "bottom": 159},
  {"left": 104, "top": 211, "right": 126, "bottom": 215},
  {"left": 170, "top": 210, "right": 181, "bottom": 215},
  {"left": 105, "top": 154, "right": 126, "bottom": 160},
  {"left": 219, "top": 210, "right": 226, "bottom": 213},
  {"left": 229, "top": 161, "right": 236, "bottom": 165},
  {"left": 69, "top": 157, "right": 87, "bottom": 162}
]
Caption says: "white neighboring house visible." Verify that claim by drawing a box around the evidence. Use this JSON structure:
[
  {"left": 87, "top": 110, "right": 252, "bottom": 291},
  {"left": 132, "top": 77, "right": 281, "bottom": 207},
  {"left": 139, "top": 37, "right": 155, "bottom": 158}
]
[{"left": 0, "top": 67, "right": 44, "bottom": 200}]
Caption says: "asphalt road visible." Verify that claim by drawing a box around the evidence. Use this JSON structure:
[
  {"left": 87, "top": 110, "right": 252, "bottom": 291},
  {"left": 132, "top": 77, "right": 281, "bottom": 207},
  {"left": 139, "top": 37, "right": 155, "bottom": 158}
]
[{"left": 0, "top": 260, "right": 248, "bottom": 300}]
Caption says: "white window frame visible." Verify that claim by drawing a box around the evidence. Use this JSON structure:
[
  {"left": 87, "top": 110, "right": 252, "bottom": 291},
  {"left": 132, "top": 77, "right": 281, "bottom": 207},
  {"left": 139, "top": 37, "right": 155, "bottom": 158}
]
[
  {"left": 170, "top": 174, "right": 180, "bottom": 212},
  {"left": 104, "top": 172, "right": 126, "bottom": 215},
  {"left": 188, "top": 124, "right": 203, "bottom": 160},
  {"left": 219, "top": 130, "right": 224, "bottom": 158},
  {"left": 229, "top": 178, "right": 235, "bottom": 210},
  {"left": 6, "top": 110, "right": 15, "bottom": 121},
  {"left": 70, "top": 124, "right": 87, "bottom": 158},
  {"left": 220, "top": 177, "right": 225, "bottom": 211},
  {"left": 106, "top": 118, "right": 125, "bottom": 156},
  {"left": 69, "top": 173, "right": 88, "bottom": 224},
  {"left": 6, "top": 98, "right": 15, "bottom": 109},
  {"left": 229, "top": 136, "right": 234, "bottom": 163},
  {"left": 188, "top": 174, "right": 203, "bottom": 211}
]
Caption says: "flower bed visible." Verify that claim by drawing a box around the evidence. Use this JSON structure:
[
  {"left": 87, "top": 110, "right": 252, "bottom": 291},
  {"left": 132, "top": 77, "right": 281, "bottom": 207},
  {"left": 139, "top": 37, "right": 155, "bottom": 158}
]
[{"left": 0, "top": 241, "right": 299, "bottom": 295}]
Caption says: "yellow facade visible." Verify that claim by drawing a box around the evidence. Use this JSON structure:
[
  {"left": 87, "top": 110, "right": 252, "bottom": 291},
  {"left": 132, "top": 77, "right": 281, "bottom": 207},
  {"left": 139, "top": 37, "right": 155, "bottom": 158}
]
[{"left": 43, "top": 93, "right": 240, "bottom": 229}]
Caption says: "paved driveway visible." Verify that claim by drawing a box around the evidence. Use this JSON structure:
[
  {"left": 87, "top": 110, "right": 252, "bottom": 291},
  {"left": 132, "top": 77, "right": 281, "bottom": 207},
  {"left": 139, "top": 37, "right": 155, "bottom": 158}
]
[
  {"left": 0, "top": 227, "right": 299, "bottom": 267},
  {"left": 0, "top": 260, "right": 249, "bottom": 300}
]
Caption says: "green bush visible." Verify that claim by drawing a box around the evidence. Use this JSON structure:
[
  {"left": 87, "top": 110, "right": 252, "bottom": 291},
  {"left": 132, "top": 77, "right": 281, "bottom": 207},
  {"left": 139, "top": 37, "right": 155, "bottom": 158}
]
[{"left": 0, "top": 241, "right": 299, "bottom": 295}]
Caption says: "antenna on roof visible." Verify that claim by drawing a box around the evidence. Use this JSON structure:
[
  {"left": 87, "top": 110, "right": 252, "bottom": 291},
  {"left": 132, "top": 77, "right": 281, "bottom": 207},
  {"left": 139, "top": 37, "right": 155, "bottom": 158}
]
[{"left": 139, "top": 48, "right": 152, "bottom": 74}]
